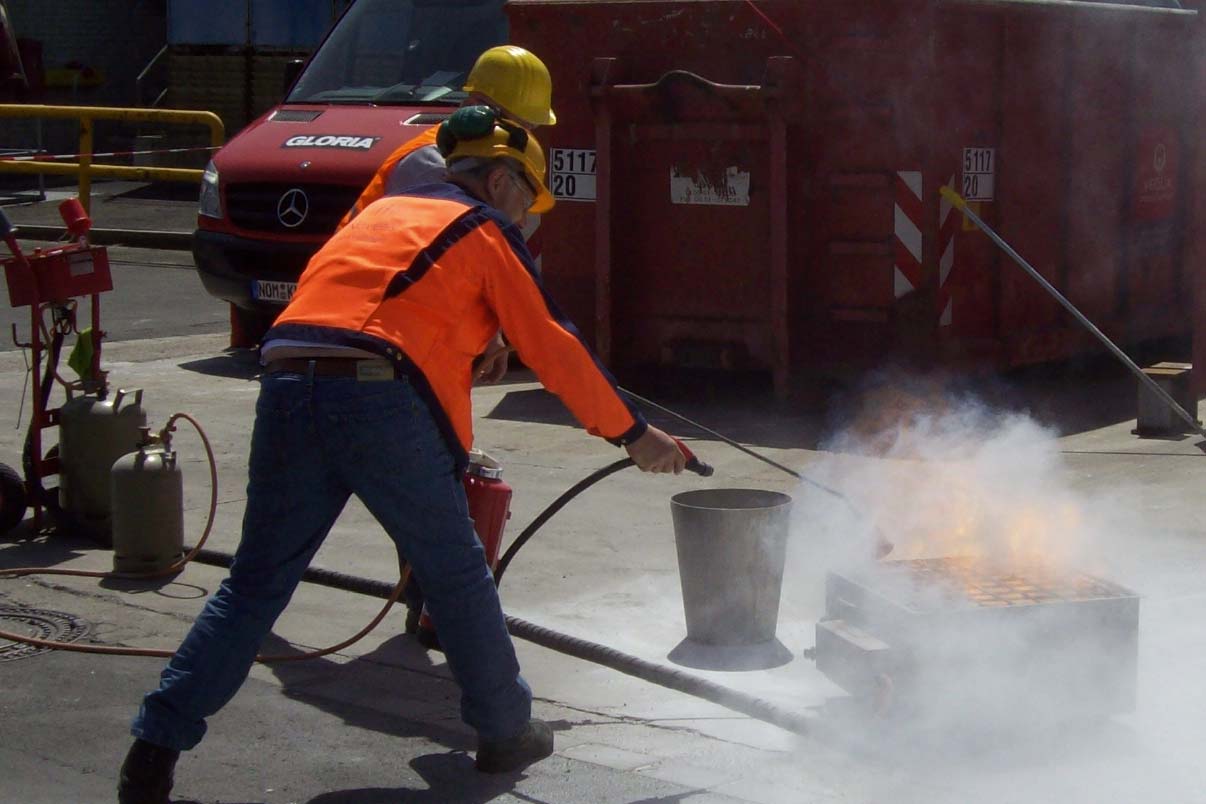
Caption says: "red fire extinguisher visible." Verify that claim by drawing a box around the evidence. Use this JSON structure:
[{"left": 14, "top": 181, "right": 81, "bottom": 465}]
[{"left": 416, "top": 449, "right": 511, "bottom": 645}]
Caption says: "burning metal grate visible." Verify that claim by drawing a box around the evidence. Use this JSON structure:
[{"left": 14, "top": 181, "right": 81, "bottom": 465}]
[
  {"left": 814, "top": 557, "right": 1140, "bottom": 720},
  {"left": 873, "top": 556, "right": 1134, "bottom": 610}
]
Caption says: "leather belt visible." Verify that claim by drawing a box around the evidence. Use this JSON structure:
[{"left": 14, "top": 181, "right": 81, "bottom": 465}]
[{"left": 263, "top": 357, "right": 398, "bottom": 381}]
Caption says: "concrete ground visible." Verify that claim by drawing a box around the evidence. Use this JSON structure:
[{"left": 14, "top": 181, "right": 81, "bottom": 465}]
[{"left": 1, "top": 185, "right": 1205, "bottom": 803}]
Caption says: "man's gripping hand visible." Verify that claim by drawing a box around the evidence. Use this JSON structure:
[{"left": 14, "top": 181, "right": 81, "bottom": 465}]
[
  {"left": 625, "top": 425, "right": 687, "bottom": 474},
  {"left": 474, "top": 332, "right": 512, "bottom": 384}
]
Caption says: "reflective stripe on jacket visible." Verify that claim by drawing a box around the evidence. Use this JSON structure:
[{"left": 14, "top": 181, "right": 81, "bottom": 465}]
[
  {"left": 337, "top": 126, "right": 441, "bottom": 230},
  {"left": 269, "top": 182, "right": 647, "bottom": 472}
]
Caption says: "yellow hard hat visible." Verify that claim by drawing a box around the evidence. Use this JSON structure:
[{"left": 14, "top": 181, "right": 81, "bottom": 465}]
[
  {"left": 439, "top": 106, "right": 555, "bottom": 214},
  {"left": 462, "top": 45, "right": 557, "bottom": 128}
]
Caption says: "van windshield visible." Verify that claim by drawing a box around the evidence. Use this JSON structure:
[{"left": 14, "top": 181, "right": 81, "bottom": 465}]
[{"left": 286, "top": 0, "right": 508, "bottom": 105}]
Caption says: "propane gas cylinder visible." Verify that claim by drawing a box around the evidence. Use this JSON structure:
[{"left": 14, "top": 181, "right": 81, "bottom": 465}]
[
  {"left": 110, "top": 431, "right": 183, "bottom": 574},
  {"left": 58, "top": 388, "right": 146, "bottom": 541}
]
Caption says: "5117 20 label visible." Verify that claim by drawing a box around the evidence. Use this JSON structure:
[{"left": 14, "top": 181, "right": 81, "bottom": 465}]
[
  {"left": 962, "top": 147, "right": 995, "bottom": 202},
  {"left": 550, "top": 148, "right": 596, "bottom": 201}
]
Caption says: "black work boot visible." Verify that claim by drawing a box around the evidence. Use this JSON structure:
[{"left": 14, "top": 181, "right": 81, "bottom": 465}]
[
  {"left": 475, "top": 719, "right": 554, "bottom": 774},
  {"left": 117, "top": 738, "right": 179, "bottom": 804}
]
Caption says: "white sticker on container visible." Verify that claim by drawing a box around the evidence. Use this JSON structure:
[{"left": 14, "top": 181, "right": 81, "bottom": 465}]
[
  {"left": 962, "top": 147, "right": 995, "bottom": 202},
  {"left": 670, "top": 166, "right": 750, "bottom": 206},
  {"left": 550, "top": 148, "right": 596, "bottom": 202}
]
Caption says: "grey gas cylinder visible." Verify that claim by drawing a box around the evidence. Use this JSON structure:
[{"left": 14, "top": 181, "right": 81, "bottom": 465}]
[
  {"left": 110, "top": 441, "right": 183, "bottom": 574},
  {"left": 58, "top": 388, "right": 147, "bottom": 541}
]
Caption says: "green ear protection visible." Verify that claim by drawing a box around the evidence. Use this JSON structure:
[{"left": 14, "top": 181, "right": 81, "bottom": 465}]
[{"left": 437, "top": 105, "right": 529, "bottom": 157}]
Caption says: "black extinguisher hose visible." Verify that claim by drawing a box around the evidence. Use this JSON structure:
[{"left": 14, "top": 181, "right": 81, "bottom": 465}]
[
  {"left": 493, "top": 458, "right": 633, "bottom": 586},
  {"left": 494, "top": 439, "right": 712, "bottom": 586}
]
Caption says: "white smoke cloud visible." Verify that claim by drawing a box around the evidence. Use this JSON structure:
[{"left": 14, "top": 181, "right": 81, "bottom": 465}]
[{"left": 780, "top": 374, "right": 1173, "bottom": 803}]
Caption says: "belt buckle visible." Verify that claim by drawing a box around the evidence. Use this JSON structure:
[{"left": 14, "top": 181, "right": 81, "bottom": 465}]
[{"left": 355, "top": 361, "right": 392, "bottom": 382}]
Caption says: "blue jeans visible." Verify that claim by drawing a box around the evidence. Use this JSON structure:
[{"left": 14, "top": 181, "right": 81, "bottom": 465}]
[{"left": 131, "top": 370, "right": 532, "bottom": 750}]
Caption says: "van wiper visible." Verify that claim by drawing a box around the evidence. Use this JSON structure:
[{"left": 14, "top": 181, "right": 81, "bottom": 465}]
[
  {"left": 293, "top": 88, "right": 379, "bottom": 103},
  {"left": 373, "top": 96, "right": 460, "bottom": 107},
  {"left": 369, "top": 82, "right": 420, "bottom": 103},
  {"left": 371, "top": 71, "right": 466, "bottom": 104}
]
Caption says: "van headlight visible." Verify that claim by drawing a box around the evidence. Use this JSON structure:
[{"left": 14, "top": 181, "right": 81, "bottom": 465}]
[{"left": 198, "top": 160, "right": 222, "bottom": 219}]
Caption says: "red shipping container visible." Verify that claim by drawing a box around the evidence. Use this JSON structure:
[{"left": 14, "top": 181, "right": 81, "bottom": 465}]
[{"left": 507, "top": 0, "right": 1204, "bottom": 396}]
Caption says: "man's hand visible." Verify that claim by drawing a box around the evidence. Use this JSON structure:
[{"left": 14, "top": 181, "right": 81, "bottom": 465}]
[
  {"left": 474, "top": 332, "right": 512, "bottom": 384},
  {"left": 625, "top": 425, "right": 687, "bottom": 474}
]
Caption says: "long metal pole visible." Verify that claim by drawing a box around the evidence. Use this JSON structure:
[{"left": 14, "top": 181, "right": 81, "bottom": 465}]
[
  {"left": 618, "top": 386, "right": 848, "bottom": 497},
  {"left": 939, "top": 186, "right": 1204, "bottom": 438}
]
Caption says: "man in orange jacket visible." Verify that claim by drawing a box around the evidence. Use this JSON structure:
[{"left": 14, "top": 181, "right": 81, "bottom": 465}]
[
  {"left": 343, "top": 44, "right": 560, "bottom": 638},
  {"left": 338, "top": 45, "right": 558, "bottom": 386},
  {"left": 117, "top": 107, "right": 686, "bottom": 804}
]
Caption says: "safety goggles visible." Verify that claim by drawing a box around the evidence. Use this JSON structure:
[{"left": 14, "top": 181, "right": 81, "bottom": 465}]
[{"left": 505, "top": 168, "right": 536, "bottom": 209}]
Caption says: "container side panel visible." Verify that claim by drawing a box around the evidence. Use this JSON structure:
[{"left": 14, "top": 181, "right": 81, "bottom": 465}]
[
  {"left": 1063, "top": 18, "right": 1131, "bottom": 327},
  {"left": 1121, "top": 18, "right": 1192, "bottom": 337},
  {"left": 997, "top": 15, "right": 1069, "bottom": 343},
  {"left": 935, "top": 7, "right": 1006, "bottom": 350},
  {"left": 612, "top": 137, "right": 773, "bottom": 371}
]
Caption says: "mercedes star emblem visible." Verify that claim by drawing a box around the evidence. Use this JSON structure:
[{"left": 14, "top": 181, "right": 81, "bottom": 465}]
[{"left": 277, "top": 188, "right": 309, "bottom": 228}]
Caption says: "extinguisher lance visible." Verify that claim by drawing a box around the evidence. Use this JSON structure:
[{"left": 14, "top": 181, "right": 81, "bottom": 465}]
[
  {"left": 939, "top": 186, "right": 1206, "bottom": 441},
  {"left": 622, "top": 386, "right": 840, "bottom": 494},
  {"left": 620, "top": 388, "right": 894, "bottom": 557}
]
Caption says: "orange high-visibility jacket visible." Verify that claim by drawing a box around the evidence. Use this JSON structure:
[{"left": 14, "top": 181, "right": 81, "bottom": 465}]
[
  {"left": 269, "top": 182, "right": 647, "bottom": 471},
  {"left": 337, "top": 126, "right": 441, "bottom": 230}
]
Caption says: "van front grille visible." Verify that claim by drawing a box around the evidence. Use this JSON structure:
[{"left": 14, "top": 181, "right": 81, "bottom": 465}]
[{"left": 225, "top": 183, "right": 361, "bottom": 235}]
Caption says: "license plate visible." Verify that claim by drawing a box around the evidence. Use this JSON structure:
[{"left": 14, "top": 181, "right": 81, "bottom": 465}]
[{"left": 251, "top": 280, "right": 297, "bottom": 303}]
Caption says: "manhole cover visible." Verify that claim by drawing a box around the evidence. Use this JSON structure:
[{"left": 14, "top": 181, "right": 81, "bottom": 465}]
[{"left": 0, "top": 606, "right": 91, "bottom": 662}]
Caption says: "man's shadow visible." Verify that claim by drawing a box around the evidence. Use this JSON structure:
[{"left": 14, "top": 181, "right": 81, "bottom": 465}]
[
  {"left": 177, "top": 348, "right": 262, "bottom": 380},
  {"left": 302, "top": 751, "right": 537, "bottom": 803},
  {"left": 261, "top": 631, "right": 471, "bottom": 745},
  {"left": 262, "top": 632, "right": 567, "bottom": 802},
  {"left": 305, "top": 781, "right": 706, "bottom": 804}
]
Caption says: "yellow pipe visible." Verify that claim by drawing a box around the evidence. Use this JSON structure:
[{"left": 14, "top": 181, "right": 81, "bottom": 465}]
[
  {"left": 0, "top": 104, "right": 224, "bottom": 211},
  {"left": 0, "top": 161, "right": 203, "bottom": 183},
  {"left": 0, "top": 104, "right": 224, "bottom": 147}
]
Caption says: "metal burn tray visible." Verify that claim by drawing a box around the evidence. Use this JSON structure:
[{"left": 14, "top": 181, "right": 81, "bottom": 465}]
[{"left": 815, "top": 557, "right": 1139, "bottom": 719}]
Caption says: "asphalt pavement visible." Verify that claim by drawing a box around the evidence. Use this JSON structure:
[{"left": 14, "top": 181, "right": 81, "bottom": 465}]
[{"left": 1, "top": 185, "right": 1205, "bottom": 803}]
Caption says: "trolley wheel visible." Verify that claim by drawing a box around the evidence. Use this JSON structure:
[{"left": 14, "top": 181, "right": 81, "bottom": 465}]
[{"left": 0, "top": 462, "right": 28, "bottom": 535}]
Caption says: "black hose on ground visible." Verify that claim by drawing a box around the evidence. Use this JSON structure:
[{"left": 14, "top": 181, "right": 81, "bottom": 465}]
[
  {"left": 188, "top": 425, "right": 813, "bottom": 735},
  {"left": 191, "top": 547, "right": 394, "bottom": 599},
  {"left": 505, "top": 614, "right": 810, "bottom": 736},
  {"left": 188, "top": 548, "right": 810, "bottom": 737}
]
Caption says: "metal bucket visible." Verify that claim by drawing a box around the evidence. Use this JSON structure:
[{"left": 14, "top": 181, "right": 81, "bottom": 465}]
[{"left": 671, "top": 488, "right": 793, "bottom": 645}]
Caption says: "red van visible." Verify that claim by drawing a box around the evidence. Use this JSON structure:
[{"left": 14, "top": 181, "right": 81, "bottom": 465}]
[{"left": 193, "top": 0, "right": 508, "bottom": 342}]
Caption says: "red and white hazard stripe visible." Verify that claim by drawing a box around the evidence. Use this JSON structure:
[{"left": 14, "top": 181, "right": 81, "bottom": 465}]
[
  {"left": 937, "top": 174, "right": 957, "bottom": 327},
  {"left": 894, "top": 171, "right": 923, "bottom": 299}
]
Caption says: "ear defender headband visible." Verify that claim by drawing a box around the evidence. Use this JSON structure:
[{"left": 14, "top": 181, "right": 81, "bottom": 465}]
[{"left": 437, "top": 105, "right": 529, "bottom": 157}]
